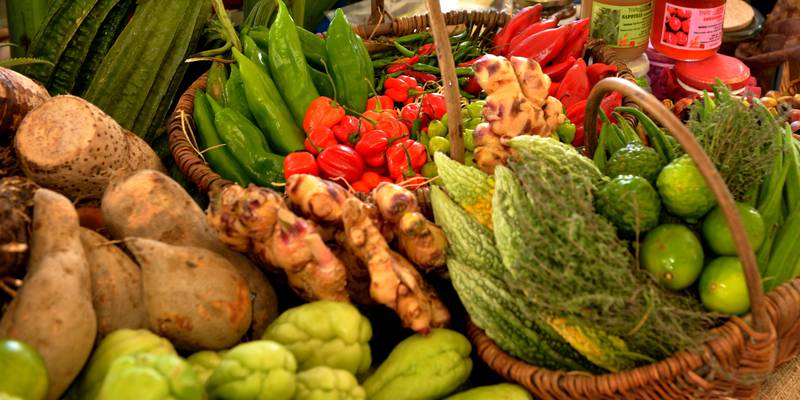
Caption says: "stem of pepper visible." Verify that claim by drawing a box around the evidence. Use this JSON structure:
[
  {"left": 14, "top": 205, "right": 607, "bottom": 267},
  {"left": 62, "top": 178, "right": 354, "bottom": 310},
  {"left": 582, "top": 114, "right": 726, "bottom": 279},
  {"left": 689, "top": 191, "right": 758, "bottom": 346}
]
[
  {"left": 210, "top": 0, "right": 242, "bottom": 53},
  {"left": 319, "top": 58, "right": 339, "bottom": 103},
  {"left": 366, "top": 77, "right": 383, "bottom": 112},
  {"left": 306, "top": 132, "right": 323, "bottom": 153},
  {"left": 402, "top": 144, "right": 416, "bottom": 177}
]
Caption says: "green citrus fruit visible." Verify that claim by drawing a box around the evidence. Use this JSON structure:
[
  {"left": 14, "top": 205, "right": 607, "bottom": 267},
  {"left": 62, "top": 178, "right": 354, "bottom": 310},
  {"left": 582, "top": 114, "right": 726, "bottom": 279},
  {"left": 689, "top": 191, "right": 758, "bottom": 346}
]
[
  {"left": 605, "top": 143, "right": 665, "bottom": 184},
  {"left": 656, "top": 155, "right": 716, "bottom": 223},
  {"left": 641, "top": 224, "right": 704, "bottom": 290},
  {"left": 698, "top": 257, "right": 750, "bottom": 315},
  {"left": 0, "top": 340, "right": 49, "bottom": 400},
  {"left": 702, "top": 203, "right": 765, "bottom": 256},
  {"left": 596, "top": 175, "right": 661, "bottom": 236}
]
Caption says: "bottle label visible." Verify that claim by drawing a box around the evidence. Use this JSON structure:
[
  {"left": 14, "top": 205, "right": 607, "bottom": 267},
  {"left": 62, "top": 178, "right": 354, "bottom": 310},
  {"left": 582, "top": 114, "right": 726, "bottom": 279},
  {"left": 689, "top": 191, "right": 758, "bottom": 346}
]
[
  {"left": 590, "top": 1, "right": 653, "bottom": 48},
  {"left": 659, "top": 3, "right": 725, "bottom": 50}
]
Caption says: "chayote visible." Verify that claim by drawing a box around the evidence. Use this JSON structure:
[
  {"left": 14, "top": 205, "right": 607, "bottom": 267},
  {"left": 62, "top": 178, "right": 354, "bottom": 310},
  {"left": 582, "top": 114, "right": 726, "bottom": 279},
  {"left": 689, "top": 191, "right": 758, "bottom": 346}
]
[
  {"left": 444, "top": 383, "right": 532, "bottom": 400},
  {"left": 205, "top": 340, "right": 297, "bottom": 400},
  {"left": 294, "top": 367, "right": 366, "bottom": 400},
  {"left": 186, "top": 350, "right": 225, "bottom": 384},
  {"left": 363, "top": 328, "right": 472, "bottom": 400},
  {"left": 96, "top": 352, "right": 203, "bottom": 400},
  {"left": 261, "top": 301, "right": 372, "bottom": 375}
]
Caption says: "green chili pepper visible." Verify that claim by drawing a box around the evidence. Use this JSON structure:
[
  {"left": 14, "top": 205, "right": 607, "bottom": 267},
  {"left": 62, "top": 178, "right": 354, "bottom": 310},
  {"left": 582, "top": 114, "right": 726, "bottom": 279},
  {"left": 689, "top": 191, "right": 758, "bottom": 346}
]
[
  {"left": 308, "top": 66, "right": 335, "bottom": 99},
  {"left": 214, "top": 106, "right": 284, "bottom": 187},
  {"left": 224, "top": 64, "right": 256, "bottom": 124},
  {"left": 459, "top": 89, "right": 476, "bottom": 99},
  {"left": 326, "top": 9, "right": 369, "bottom": 112},
  {"left": 395, "top": 32, "right": 429, "bottom": 44},
  {"left": 247, "top": 27, "right": 270, "bottom": 51},
  {"left": 291, "top": 0, "right": 305, "bottom": 28},
  {"left": 615, "top": 106, "right": 675, "bottom": 162},
  {"left": 206, "top": 62, "right": 227, "bottom": 104},
  {"left": 599, "top": 110, "right": 625, "bottom": 155},
  {"left": 268, "top": 0, "right": 319, "bottom": 125},
  {"left": 233, "top": 48, "right": 305, "bottom": 155},
  {"left": 449, "top": 30, "right": 468, "bottom": 43},
  {"left": 372, "top": 57, "right": 397, "bottom": 69},
  {"left": 409, "top": 63, "right": 474, "bottom": 77},
  {"left": 296, "top": 25, "right": 326, "bottom": 70},
  {"left": 392, "top": 41, "right": 416, "bottom": 57},
  {"left": 193, "top": 90, "right": 250, "bottom": 186},
  {"left": 594, "top": 118, "right": 611, "bottom": 171},
  {"left": 612, "top": 111, "right": 640, "bottom": 144},
  {"left": 242, "top": 34, "right": 270, "bottom": 71}
]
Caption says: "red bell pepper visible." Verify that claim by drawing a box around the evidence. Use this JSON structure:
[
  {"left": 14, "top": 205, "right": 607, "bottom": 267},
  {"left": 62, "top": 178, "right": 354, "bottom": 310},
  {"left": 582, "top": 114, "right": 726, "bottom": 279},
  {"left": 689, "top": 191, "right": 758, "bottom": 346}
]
[
  {"left": 385, "top": 76, "right": 423, "bottom": 103},
  {"left": 361, "top": 171, "right": 383, "bottom": 190},
  {"left": 403, "top": 70, "right": 438, "bottom": 83},
  {"left": 566, "top": 100, "right": 588, "bottom": 146},
  {"left": 493, "top": 4, "right": 543, "bottom": 55},
  {"left": 508, "top": 24, "right": 570, "bottom": 66},
  {"left": 367, "top": 95, "right": 394, "bottom": 112},
  {"left": 421, "top": 93, "right": 447, "bottom": 120},
  {"left": 462, "top": 75, "right": 482, "bottom": 96},
  {"left": 283, "top": 152, "right": 319, "bottom": 180},
  {"left": 386, "top": 139, "right": 427, "bottom": 179},
  {"left": 304, "top": 126, "right": 338, "bottom": 155},
  {"left": 542, "top": 56, "right": 575, "bottom": 82},
  {"left": 553, "top": 18, "right": 590, "bottom": 63},
  {"left": 556, "top": 59, "right": 590, "bottom": 110},
  {"left": 417, "top": 43, "right": 435, "bottom": 56},
  {"left": 351, "top": 180, "right": 371, "bottom": 192},
  {"left": 386, "top": 55, "right": 420, "bottom": 73},
  {"left": 600, "top": 92, "right": 623, "bottom": 124},
  {"left": 317, "top": 144, "right": 365, "bottom": 183},
  {"left": 548, "top": 81, "right": 560, "bottom": 97},
  {"left": 507, "top": 18, "right": 559, "bottom": 55},
  {"left": 377, "top": 116, "right": 409, "bottom": 139},
  {"left": 302, "top": 96, "right": 345, "bottom": 132},
  {"left": 586, "top": 63, "right": 618, "bottom": 87},
  {"left": 355, "top": 129, "right": 390, "bottom": 166},
  {"left": 400, "top": 102, "right": 430, "bottom": 131},
  {"left": 332, "top": 115, "right": 366, "bottom": 146}
]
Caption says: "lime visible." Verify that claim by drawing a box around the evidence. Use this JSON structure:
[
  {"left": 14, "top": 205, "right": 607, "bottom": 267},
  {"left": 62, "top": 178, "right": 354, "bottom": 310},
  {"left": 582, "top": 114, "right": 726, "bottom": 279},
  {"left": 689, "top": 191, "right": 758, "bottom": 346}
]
[
  {"left": 605, "top": 143, "right": 665, "bottom": 184},
  {"left": 595, "top": 175, "right": 661, "bottom": 236},
  {"left": 464, "top": 151, "right": 475, "bottom": 167},
  {"left": 702, "top": 203, "right": 765, "bottom": 256},
  {"left": 656, "top": 155, "right": 716, "bottom": 223},
  {"left": 465, "top": 100, "right": 485, "bottom": 119},
  {"left": 641, "top": 224, "right": 704, "bottom": 290},
  {"left": 698, "top": 257, "right": 750, "bottom": 315},
  {"left": 463, "top": 128, "right": 475, "bottom": 151},
  {"left": 464, "top": 117, "right": 482, "bottom": 130},
  {"left": 428, "top": 136, "right": 450, "bottom": 155},
  {"left": 556, "top": 121, "right": 576, "bottom": 144},
  {"left": 0, "top": 340, "right": 49, "bottom": 400},
  {"left": 419, "top": 133, "right": 430, "bottom": 147},
  {"left": 428, "top": 120, "right": 447, "bottom": 137},
  {"left": 441, "top": 113, "right": 449, "bottom": 128}
]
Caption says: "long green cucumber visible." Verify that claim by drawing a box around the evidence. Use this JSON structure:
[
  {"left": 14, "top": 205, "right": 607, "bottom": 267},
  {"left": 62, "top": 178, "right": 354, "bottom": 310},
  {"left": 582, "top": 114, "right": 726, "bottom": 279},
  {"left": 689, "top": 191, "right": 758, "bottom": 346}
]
[
  {"left": 763, "top": 208, "right": 800, "bottom": 292},
  {"left": 73, "top": 0, "right": 134, "bottom": 96},
  {"left": 134, "top": 0, "right": 212, "bottom": 140},
  {"left": 756, "top": 131, "right": 790, "bottom": 274},
  {"left": 22, "top": 0, "right": 95, "bottom": 83},
  {"left": 84, "top": 0, "right": 188, "bottom": 131},
  {"left": 49, "top": 0, "right": 122, "bottom": 94}
]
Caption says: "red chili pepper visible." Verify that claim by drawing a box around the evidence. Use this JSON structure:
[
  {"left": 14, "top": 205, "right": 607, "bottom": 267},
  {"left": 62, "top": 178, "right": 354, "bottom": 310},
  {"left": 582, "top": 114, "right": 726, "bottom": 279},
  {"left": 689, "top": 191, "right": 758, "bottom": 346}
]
[
  {"left": 386, "top": 139, "right": 427, "bottom": 179},
  {"left": 542, "top": 56, "right": 575, "bottom": 82},
  {"left": 548, "top": 81, "right": 560, "bottom": 97},
  {"left": 403, "top": 70, "right": 438, "bottom": 83},
  {"left": 302, "top": 96, "right": 345, "bottom": 132},
  {"left": 367, "top": 95, "right": 394, "bottom": 111},
  {"left": 361, "top": 171, "right": 383, "bottom": 190},
  {"left": 566, "top": 100, "right": 588, "bottom": 146},
  {"left": 493, "top": 4, "right": 543, "bottom": 55},
  {"left": 457, "top": 56, "right": 483, "bottom": 68},
  {"left": 351, "top": 180, "right": 370, "bottom": 193},
  {"left": 283, "top": 152, "right": 319, "bottom": 180},
  {"left": 600, "top": 92, "right": 623, "bottom": 124},
  {"left": 304, "top": 126, "right": 338, "bottom": 155},
  {"left": 385, "top": 55, "right": 420, "bottom": 73},
  {"left": 332, "top": 115, "right": 366, "bottom": 146},
  {"left": 421, "top": 93, "right": 447, "bottom": 120},
  {"left": 462, "top": 76, "right": 482, "bottom": 96},
  {"left": 553, "top": 18, "right": 590, "bottom": 63},
  {"left": 385, "top": 77, "right": 413, "bottom": 103},
  {"left": 507, "top": 18, "right": 559, "bottom": 55},
  {"left": 586, "top": 63, "right": 618, "bottom": 87},
  {"left": 377, "top": 116, "right": 409, "bottom": 139},
  {"left": 317, "top": 144, "right": 365, "bottom": 183},
  {"left": 400, "top": 102, "right": 430, "bottom": 130},
  {"left": 355, "top": 129, "right": 391, "bottom": 166},
  {"left": 507, "top": 24, "right": 570, "bottom": 66},
  {"left": 365, "top": 154, "right": 386, "bottom": 170},
  {"left": 417, "top": 43, "right": 435, "bottom": 56},
  {"left": 556, "top": 59, "right": 590, "bottom": 110}
]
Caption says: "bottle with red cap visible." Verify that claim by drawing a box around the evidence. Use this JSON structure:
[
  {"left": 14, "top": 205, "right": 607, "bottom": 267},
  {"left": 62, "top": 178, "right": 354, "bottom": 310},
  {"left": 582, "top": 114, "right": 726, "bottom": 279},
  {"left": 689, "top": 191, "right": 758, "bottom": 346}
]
[
  {"left": 674, "top": 53, "right": 752, "bottom": 96},
  {"left": 651, "top": 0, "right": 726, "bottom": 61}
]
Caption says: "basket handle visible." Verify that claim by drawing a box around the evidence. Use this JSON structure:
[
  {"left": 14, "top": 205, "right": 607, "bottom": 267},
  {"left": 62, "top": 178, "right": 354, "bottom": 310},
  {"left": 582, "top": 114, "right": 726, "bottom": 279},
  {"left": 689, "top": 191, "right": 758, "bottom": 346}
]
[
  {"left": 369, "top": 0, "right": 387, "bottom": 25},
  {"left": 425, "top": 0, "right": 465, "bottom": 162},
  {"left": 583, "top": 77, "right": 769, "bottom": 333}
]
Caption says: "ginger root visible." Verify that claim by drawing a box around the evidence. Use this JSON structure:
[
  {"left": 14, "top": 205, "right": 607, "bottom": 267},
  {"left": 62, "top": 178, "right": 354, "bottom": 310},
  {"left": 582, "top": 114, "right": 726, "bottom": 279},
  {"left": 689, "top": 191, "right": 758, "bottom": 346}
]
[
  {"left": 286, "top": 174, "right": 350, "bottom": 223},
  {"left": 341, "top": 197, "right": 450, "bottom": 333},
  {"left": 474, "top": 122, "right": 510, "bottom": 174}
]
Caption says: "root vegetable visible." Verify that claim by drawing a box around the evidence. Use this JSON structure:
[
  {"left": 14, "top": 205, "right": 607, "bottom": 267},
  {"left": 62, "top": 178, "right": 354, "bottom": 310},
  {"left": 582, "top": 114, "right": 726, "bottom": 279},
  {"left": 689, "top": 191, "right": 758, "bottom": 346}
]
[
  {"left": 331, "top": 241, "right": 373, "bottom": 305},
  {"left": 0, "top": 189, "right": 96, "bottom": 400},
  {"left": 125, "top": 238, "right": 252, "bottom": 352},
  {"left": 509, "top": 56, "right": 550, "bottom": 107},
  {"left": 207, "top": 184, "right": 284, "bottom": 253},
  {"left": 101, "top": 170, "right": 278, "bottom": 338},
  {"left": 341, "top": 197, "right": 450, "bottom": 333},
  {"left": 474, "top": 123, "right": 509, "bottom": 174},
  {"left": 0, "top": 67, "right": 50, "bottom": 140},
  {"left": 0, "top": 176, "right": 38, "bottom": 276},
  {"left": 14, "top": 95, "right": 164, "bottom": 202},
  {"left": 286, "top": 174, "right": 350, "bottom": 223},
  {"left": 79, "top": 229, "right": 145, "bottom": 339}
]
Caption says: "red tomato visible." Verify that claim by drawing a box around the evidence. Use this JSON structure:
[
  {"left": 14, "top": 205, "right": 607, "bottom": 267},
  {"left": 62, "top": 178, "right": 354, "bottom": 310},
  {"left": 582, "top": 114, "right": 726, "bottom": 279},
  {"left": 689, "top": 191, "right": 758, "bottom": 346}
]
[
  {"left": 681, "top": 18, "right": 690, "bottom": 33},
  {"left": 676, "top": 8, "right": 691, "bottom": 19},
  {"left": 669, "top": 17, "right": 681, "bottom": 32},
  {"left": 663, "top": 31, "right": 677, "bottom": 45},
  {"left": 676, "top": 31, "right": 688, "bottom": 46}
]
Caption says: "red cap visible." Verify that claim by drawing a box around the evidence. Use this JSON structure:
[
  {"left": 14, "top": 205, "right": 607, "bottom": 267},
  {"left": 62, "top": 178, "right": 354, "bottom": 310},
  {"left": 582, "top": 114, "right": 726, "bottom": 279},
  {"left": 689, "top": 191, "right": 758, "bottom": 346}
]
[{"left": 674, "top": 54, "right": 750, "bottom": 91}]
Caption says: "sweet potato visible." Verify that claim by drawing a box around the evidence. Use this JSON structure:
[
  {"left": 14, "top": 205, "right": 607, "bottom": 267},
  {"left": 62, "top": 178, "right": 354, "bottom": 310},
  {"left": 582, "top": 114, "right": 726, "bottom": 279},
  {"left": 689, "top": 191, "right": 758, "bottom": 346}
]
[
  {"left": 0, "top": 176, "right": 38, "bottom": 276},
  {"left": 101, "top": 170, "right": 278, "bottom": 337},
  {"left": 126, "top": 237, "right": 252, "bottom": 352},
  {"left": 0, "top": 189, "right": 96, "bottom": 400},
  {"left": 14, "top": 95, "right": 164, "bottom": 202},
  {"left": 80, "top": 228, "right": 145, "bottom": 339}
]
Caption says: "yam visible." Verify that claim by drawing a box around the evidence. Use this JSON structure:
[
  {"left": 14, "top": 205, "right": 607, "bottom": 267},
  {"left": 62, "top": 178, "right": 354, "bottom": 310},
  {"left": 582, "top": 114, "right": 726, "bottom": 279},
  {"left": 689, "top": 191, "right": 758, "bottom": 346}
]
[
  {"left": 0, "top": 176, "right": 38, "bottom": 276},
  {"left": 79, "top": 228, "right": 145, "bottom": 339},
  {"left": 14, "top": 95, "right": 164, "bottom": 202},
  {"left": 125, "top": 237, "right": 252, "bottom": 351},
  {"left": 101, "top": 169, "right": 278, "bottom": 337},
  {"left": 0, "top": 67, "right": 50, "bottom": 141},
  {"left": 0, "top": 189, "right": 96, "bottom": 400}
]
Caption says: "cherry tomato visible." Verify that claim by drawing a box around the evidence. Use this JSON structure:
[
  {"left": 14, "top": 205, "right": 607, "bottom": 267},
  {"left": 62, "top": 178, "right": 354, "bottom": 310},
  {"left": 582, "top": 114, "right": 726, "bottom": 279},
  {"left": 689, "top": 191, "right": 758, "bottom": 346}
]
[{"left": 669, "top": 17, "right": 681, "bottom": 32}]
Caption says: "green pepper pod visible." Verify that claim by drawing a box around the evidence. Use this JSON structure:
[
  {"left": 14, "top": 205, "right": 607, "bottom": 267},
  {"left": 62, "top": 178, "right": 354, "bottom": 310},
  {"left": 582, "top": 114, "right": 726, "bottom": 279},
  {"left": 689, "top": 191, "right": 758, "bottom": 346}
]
[
  {"left": 296, "top": 26, "right": 326, "bottom": 69},
  {"left": 193, "top": 90, "right": 250, "bottom": 186},
  {"left": 233, "top": 47, "right": 305, "bottom": 155},
  {"left": 224, "top": 64, "right": 256, "bottom": 124},
  {"left": 242, "top": 34, "right": 270, "bottom": 72},
  {"left": 247, "top": 27, "right": 269, "bottom": 50},
  {"left": 326, "top": 9, "right": 369, "bottom": 112},
  {"left": 308, "top": 67, "right": 335, "bottom": 99},
  {"left": 615, "top": 106, "right": 675, "bottom": 162},
  {"left": 206, "top": 61, "right": 227, "bottom": 104},
  {"left": 268, "top": 0, "right": 319, "bottom": 126},
  {"left": 213, "top": 107, "right": 284, "bottom": 187}
]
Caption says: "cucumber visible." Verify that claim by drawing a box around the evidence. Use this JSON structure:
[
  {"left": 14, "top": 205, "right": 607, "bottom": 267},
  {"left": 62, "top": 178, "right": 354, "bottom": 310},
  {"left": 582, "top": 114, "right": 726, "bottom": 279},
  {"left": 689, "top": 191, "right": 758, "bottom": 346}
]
[
  {"left": 49, "top": 0, "right": 122, "bottom": 94},
  {"left": 73, "top": 0, "right": 134, "bottom": 96}
]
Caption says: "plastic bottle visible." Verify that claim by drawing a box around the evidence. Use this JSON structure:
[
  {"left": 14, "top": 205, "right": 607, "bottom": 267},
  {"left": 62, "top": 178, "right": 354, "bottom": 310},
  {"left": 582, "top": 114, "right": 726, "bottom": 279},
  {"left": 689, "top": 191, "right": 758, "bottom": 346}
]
[
  {"left": 650, "top": 0, "right": 726, "bottom": 61},
  {"left": 582, "top": 0, "right": 653, "bottom": 61}
]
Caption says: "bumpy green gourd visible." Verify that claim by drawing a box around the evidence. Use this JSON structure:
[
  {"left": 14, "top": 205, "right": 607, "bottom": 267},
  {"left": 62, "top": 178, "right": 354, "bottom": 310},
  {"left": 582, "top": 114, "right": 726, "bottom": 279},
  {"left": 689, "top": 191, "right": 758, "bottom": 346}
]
[
  {"left": 294, "top": 367, "right": 365, "bottom": 400},
  {"left": 444, "top": 383, "right": 532, "bottom": 400},
  {"left": 205, "top": 341, "right": 297, "bottom": 400},
  {"left": 362, "top": 329, "right": 472, "bottom": 400},
  {"left": 433, "top": 152, "right": 494, "bottom": 229},
  {"left": 97, "top": 353, "right": 203, "bottom": 400},
  {"left": 507, "top": 135, "right": 605, "bottom": 187},
  {"left": 261, "top": 301, "right": 372, "bottom": 375},
  {"left": 77, "top": 329, "right": 176, "bottom": 400},
  {"left": 492, "top": 165, "right": 534, "bottom": 278},
  {"left": 186, "top": 350, "right": 225, "bottom": 385}
]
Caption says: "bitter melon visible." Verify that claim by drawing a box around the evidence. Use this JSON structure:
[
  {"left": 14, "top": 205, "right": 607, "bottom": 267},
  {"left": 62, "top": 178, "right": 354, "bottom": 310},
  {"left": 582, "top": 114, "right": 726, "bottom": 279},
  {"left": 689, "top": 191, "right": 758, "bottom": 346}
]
[{"left": 433, "top": 152, "right": 494, "bottom": 229}]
